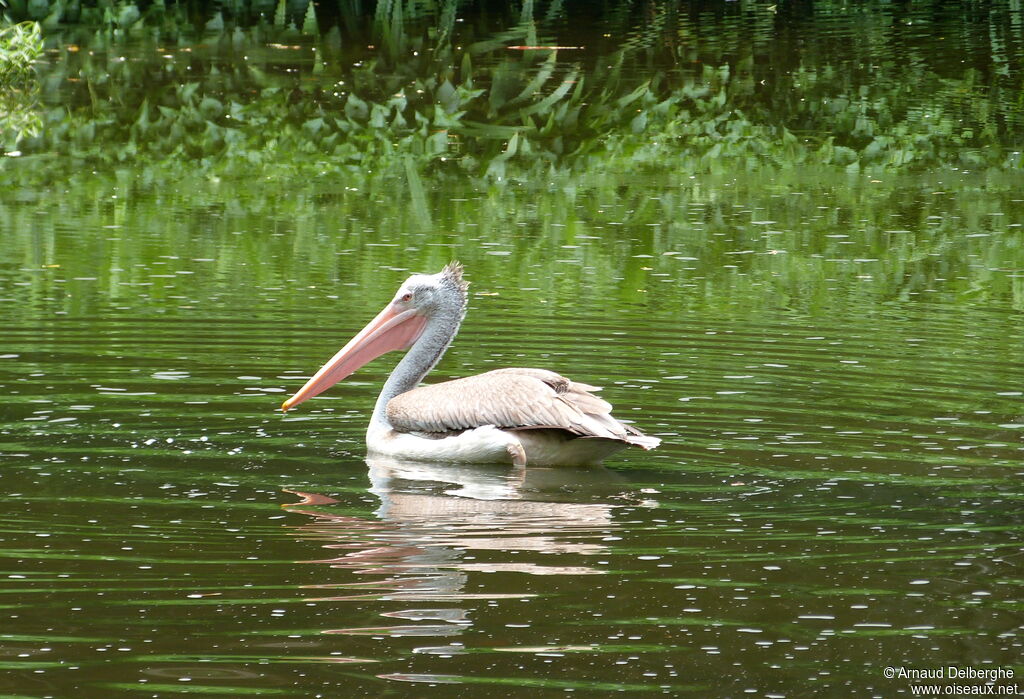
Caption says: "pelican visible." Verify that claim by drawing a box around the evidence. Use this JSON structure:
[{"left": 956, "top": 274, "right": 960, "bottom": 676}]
[{"left": 281, "top": 262, "right": 660, "bottom": 466}]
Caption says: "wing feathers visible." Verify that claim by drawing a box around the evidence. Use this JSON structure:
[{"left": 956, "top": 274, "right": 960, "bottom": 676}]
[{"left": 385, "top": 368, "right": 659, "bottom": 449}]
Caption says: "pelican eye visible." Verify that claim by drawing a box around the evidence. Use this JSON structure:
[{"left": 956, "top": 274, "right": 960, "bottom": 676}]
[{"left": 400, "top": 292, "right": 413, "bottom": 302}]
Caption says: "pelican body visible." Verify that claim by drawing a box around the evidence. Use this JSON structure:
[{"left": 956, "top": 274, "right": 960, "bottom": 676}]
[{"left": 281, "top": 263, "right": 659, "bottom": 466}]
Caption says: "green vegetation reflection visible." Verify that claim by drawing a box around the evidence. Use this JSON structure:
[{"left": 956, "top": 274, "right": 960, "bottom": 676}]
[{"left": 4, "top": 0, "right": 1024, "bottom": 183}]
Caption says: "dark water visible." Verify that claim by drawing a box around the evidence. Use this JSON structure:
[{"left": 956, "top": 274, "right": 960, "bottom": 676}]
[
  {"left": 2, "top": 3, "right": 1024, "bottom": 697},
  {"left": 2, "top": 169, "right": 1022, "bottom": 696}
]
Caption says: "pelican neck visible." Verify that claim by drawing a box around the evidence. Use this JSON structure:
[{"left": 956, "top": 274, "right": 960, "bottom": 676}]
[{"left": 369, "top": 308, "right": 463, "bottom": 429}]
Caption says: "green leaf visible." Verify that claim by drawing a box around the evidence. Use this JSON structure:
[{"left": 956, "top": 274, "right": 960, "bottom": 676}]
[
  {"left": 489, "top": 61, "right": 523, "bottom": 113},
  {"left": 437, "top": 79, "right": 458, "bottom": 114},
  {"left": 520, "top": 68, "right": 579, "bottom": 117},
  {"left": 199, "top": 97, "right": 224, "bottom": 119},
  {"left": 345, "top": 94, "right": 369, "bottom": 122},
  {"left": 495, "top": 132, "right": 519, "bottom": 160},
  {"left": 204, "top": 11, "right": 224, "bottom": 33},
  {"left": 509, "top": 51, "right": 556, "bottom": 107},
  {"left": 302, "top": 117, "right": 324, "bottom": 135},
  {"left": 616, "top": 82, "right": 650, "bottom": 110},
  {"left": 369, "top": 104, "right": 388, "bottom": 129},
  {"left": 301, "top": 1, "right": 318, "bottom": 35},
  {"left": 630, "top": 112, "right": 647, "bottom": 134}
]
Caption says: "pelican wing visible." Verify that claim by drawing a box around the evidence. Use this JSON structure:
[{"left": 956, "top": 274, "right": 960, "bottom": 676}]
[{"left": 385, "top": 368, "right": 658, "bottom": 448}]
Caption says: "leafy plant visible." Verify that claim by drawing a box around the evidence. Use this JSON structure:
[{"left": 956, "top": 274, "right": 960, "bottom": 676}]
[
  {"left": 0, "top": 20, "right": 41, "bottom": 82},
  {"left": 1, "top": 1, "right": 1022, "bottom": 184},
  {"left": 0, "top": 20, "right": 43, "bottom": 149}
]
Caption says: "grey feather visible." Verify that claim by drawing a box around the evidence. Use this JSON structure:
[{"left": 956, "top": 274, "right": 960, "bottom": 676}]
[{"left": 385, "top": 367, "right": 659, "bottom": 449}]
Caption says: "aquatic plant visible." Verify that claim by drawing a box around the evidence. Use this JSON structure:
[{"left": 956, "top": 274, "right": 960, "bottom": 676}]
[
  {"left": 1, "top": 1, "right": 1022, "bottom": 183},
  {"left": 0, "top": 20, "right": 41, "bottom": 81},
  {"left": 0, "top": 20, "right": 43, "bottom": 149}
]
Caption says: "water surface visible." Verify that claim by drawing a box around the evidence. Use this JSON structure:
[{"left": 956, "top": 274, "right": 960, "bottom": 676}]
[{"left": 1, "top": 2, "right": 1023, "bottom": 697}]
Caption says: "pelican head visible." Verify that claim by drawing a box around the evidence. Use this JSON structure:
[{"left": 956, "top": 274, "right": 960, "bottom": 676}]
[
  {"left": 393, "top": 261, "right": 468, "bottom": 318},
  {"left": 281, "top": 262, "right": 468, "bottom": 412}
]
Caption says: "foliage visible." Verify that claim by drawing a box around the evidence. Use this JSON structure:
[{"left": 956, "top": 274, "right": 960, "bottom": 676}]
[
  {"left": 0, "top": 19, "right": 41, "bottom": 82},
  {"left": 0, "top": 20, "right": 43, "bottom": 149},
  {"left": 3, "top": 164, "right": 1024, "bottom": 350},
  {"left": 0, "top": 1, "right": 1022, "bottom": 183}
]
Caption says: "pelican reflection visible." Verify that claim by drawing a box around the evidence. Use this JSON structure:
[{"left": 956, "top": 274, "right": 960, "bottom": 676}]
[{"left": 281, "top": 456, "right": 654, "bottom": 640}]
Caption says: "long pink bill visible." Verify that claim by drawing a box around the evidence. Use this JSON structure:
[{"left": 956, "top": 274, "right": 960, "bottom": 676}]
[{"left": 281, "top": 303, "right": 428, "bottom": 412}]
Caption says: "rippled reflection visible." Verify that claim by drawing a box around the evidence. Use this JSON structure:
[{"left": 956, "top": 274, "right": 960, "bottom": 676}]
[{"left": 282, "top": 457, "right": 648, "bottom": 651}]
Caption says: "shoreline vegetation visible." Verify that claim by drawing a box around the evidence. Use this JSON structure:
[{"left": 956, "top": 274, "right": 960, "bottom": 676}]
[{"left": 1, "top": 0, "right": 1022, "bottom": 188}]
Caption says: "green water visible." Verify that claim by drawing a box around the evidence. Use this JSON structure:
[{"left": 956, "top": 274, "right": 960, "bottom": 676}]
[{"left": 2, "top": 1, "right": 1024, "bottom": 697}]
